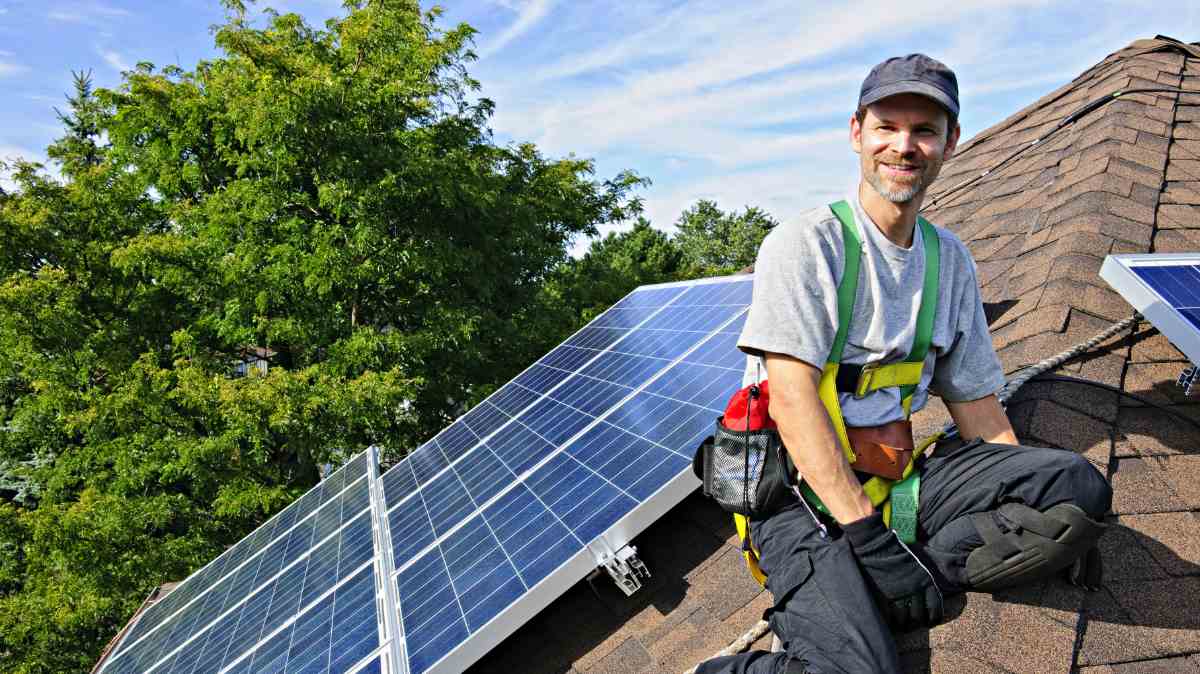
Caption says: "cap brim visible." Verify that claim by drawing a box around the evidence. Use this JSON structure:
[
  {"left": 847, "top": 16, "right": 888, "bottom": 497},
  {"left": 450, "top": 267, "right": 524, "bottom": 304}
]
[{"left": 860, "top": 80, "right": 959, "bottom": 118}]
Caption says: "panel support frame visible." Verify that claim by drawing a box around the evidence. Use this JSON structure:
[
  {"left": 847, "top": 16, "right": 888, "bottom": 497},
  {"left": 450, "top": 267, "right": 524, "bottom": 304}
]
[{"left": 367, "top": 445, "right": 409, "bottom": 674}]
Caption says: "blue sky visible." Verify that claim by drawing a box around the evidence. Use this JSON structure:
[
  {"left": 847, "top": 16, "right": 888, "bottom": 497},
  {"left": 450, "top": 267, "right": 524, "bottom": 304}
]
[{"left": 3, "top": 1, "right": 1200, "bottom": 252}]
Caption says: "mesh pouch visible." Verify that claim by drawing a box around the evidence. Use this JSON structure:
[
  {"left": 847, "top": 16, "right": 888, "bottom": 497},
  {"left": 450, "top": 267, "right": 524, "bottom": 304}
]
[{"left": 696, "top": 418, "right": 797, "bottom": 517}]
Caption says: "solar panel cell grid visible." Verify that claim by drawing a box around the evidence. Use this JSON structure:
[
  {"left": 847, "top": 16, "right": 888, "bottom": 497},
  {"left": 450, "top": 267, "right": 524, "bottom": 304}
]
[
  {"left": 378, "top": 279, "right": 751, "bottom": 674},
  {"left": 1133, "top": 264, "right": 1200, "bottom": 330},
  {"left": 110, "top": 456, "right": 371, "bottom": 662},
  {"left": 103, "top": 479, "right": 374, "bottom": 674}
]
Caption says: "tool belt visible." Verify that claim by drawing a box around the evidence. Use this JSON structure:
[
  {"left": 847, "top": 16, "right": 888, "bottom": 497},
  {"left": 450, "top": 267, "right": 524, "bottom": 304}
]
[{"left": 847, "top": 420, "right": 914, "bottom": 481}]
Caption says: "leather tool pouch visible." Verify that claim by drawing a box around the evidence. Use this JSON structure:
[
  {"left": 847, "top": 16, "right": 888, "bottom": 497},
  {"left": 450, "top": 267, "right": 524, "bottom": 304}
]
[{"left": 847, "top": 419, "right": 914, "bottom": 480}]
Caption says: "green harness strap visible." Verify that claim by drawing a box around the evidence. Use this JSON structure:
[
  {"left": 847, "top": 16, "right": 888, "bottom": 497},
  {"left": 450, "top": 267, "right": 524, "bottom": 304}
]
[{"left": 805, "top": 201, "right": 941, "bottom": 542}]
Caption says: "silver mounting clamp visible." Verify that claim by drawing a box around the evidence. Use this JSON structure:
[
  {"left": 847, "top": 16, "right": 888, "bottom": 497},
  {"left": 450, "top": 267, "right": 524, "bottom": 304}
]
[
  {"left": 599, "top": 545, "right": 651, "bottom": 596},
  {"left": 1179, "top": 365, "right": 1199, "bottom": 397}
]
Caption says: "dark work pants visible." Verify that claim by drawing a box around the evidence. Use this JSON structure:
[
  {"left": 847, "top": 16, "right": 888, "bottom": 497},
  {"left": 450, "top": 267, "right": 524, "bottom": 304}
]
[{"left": 695, "top": 439, "right": 1113, "bottom": 674}]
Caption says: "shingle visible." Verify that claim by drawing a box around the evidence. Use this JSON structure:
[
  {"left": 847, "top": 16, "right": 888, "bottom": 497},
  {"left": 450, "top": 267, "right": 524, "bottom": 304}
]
[
  {"left": 1128, "top": 324, "right": 1189, "bottom": 362},
  {"left": 1039, "top": 278, "right": 1136, "bottom": 321},
  {"left": 1115, "top": 512, "right": 1200, "bottom": 577},
  {"left": 1175, "top": 122, "right": 1200, "bottom": 140},
  {"left": 1168, "top": 138, "right": 1200, "bottom": 160},
  {"left": 1100, "top": 517, "right": 1172, "bottom": 584},
  {"left": 585, "top": 637, "right": 654, "bottom": 674},
  {"left": 991, "top": 302, "right": 1071, "bottom": 348},
  {"left": 1105, "top": 577, "right": 1200, "bottom": 657},
  {"left": 1109, "top": 156, "right": 1167, "bottom": 189},
  {"left": 1115, "top": 406, "right": 1199, "bottom": 458},
  {"left": 1124, "top": 362, "right": 1200, "bottom": 406},
  {"left": 1154, "top": 228, "right": 1200, "bottom": 251},
  {"left": 1162, "top": 181, "right": 1200, "bottom": 204},
  {"left": 1109, "top": 456, "right": 1192, "bottom": 514},
  {"left": 1077, "top": 586, "right": 1168, "bottom": 666},
  {"left": 1155, "top": 203, "right": 1200, "bottom": 229},
  {"left": 1165, "top": 159, "right": 1200, "bottom": 181}
]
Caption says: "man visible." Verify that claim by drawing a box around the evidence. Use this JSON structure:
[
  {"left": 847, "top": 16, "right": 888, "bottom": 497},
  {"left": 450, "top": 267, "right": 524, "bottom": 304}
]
[{"left": 697, "top": 55, "right": 1112, "bottom": 674}]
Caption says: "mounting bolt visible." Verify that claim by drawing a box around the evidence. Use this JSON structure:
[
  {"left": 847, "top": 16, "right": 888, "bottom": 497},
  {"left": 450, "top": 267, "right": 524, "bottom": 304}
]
[{"left": 1179, "top": 366, "right": 1199, "bottom": 397}]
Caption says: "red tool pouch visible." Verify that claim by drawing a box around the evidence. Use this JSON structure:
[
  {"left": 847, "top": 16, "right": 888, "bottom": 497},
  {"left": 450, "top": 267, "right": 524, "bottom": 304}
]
[{"left": 692, "top": 381, "right": 797, "bottom": 517}]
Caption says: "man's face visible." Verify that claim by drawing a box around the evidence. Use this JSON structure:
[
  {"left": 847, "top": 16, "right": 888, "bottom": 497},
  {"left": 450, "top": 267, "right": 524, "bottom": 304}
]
[{"left": 851, "top": 94, "right": 960, "bottom": 204}]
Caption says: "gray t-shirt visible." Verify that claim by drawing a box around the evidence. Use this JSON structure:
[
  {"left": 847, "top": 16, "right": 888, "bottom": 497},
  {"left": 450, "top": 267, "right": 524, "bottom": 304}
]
[{"left": 738, "top": 192, "right": 1005, "bottom": 427}]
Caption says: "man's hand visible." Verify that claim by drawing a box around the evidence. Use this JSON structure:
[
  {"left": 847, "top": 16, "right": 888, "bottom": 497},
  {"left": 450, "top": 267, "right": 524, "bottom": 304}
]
[
  {"left": 945, "top": 393, "right": 1018, "bottom": 445},
  {"left": 843, "top": 512, "right": 944, "bottom": 630}
]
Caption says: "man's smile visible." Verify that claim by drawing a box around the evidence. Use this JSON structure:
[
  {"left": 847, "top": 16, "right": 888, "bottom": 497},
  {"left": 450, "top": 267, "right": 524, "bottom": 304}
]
[{"left": 879, "top": 162, "right": 923, "bottom": 179}]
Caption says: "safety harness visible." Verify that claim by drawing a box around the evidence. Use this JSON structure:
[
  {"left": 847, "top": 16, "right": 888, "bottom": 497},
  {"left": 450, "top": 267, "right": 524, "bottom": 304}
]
[{"left": 734, "top": 200, "right": 946, "bottom": 586}]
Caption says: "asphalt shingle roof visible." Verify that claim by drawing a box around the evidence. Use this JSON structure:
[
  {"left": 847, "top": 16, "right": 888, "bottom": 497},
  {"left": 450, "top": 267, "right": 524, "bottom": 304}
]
[{"left": 472, "top": 36, "right": 1200, "bottom": 674}]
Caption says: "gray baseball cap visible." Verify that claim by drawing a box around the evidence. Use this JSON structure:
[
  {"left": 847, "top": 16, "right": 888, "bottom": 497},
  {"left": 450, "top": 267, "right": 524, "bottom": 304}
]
[{"left": 859, "top": 54, "right": 959, "bottom": 118}]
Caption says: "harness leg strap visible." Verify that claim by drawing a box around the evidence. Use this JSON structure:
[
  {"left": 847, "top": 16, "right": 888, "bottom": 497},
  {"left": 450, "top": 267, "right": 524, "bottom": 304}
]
[{"left": 965, "top": 502, "right": 1107, "bottom": 592}]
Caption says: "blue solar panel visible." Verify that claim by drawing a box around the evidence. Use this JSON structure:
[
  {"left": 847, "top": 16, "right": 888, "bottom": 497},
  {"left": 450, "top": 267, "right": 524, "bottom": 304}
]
[
  {"left": 109, "top": 454, "right": 371, "bottom": 662},
  {"left": 379, "top": 278, "right": 753, "bottom": 674},
  {"left": 100, "top": 459, "right": 379, "bottom": 674},
  {"left": 101, "top": 276, "right": 755, "bottom": 674},
  {"left": 1132, "top": 264, "right": 1200, "bottom": 330}
]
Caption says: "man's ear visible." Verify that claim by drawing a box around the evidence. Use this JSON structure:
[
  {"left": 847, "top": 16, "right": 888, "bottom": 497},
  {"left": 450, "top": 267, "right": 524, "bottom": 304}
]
[
  {"left": 943, "top": 123, "right": 961, "bottom": 160},
  {"left": 850, "top": 115, "right": 863, "bottom": 154}
]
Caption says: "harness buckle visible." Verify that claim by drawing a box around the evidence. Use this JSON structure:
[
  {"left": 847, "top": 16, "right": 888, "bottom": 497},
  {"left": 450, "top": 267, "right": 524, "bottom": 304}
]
[{"left": 855, "top": 361, "right": 882, "bottom": 398}]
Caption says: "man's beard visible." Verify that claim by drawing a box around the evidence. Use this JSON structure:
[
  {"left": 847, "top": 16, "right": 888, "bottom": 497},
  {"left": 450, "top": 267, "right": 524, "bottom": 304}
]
[{"left": 864, "top": 157, "right": 939, "bottom": 204}]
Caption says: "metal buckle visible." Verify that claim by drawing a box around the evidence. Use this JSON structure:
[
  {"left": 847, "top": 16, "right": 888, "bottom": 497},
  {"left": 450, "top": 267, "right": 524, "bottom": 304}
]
[{"left": 855, "top": 362, "right": 881, "bottom": 398}]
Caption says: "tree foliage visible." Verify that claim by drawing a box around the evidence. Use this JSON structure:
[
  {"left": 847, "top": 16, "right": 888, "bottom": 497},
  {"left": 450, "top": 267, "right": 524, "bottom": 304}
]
[
  {"left": 0, "top": 3, "right": 644, "bottom": 671},
  {"left": 674, "top": 198, "right": 778, "bottom": 275}
]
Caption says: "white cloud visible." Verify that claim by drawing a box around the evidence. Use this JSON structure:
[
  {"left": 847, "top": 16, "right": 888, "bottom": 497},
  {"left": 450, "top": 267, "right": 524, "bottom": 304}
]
[
  {"left": 478, "top": 0, "right": 556, "bottom": 58},
  {"left": 0, "top": 146, "right": 47, "bottom": 193},
  {"left": 477, "top": 0, "right": 1200, "bottom": 245},
  {"left": 0, "top": 61, "right": 29, "bottom": 77},
  {"left": 99, "top": 48, "right": 131, "bottom": 73},
  {"left": 48, "top": 2, "right": 129, "bottom": 23}
]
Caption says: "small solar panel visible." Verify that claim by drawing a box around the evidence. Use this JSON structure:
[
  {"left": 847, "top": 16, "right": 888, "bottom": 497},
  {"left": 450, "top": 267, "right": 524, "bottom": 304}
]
[
  {"left": 1100, "top": 253, "right": 1200, "bottom": 366},
  {"left": 98, "top": 275, "right": 755, "bottom": 674}
]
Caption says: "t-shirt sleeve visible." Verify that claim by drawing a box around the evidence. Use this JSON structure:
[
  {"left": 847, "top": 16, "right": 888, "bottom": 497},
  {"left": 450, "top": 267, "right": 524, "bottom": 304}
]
[
  {"left": 931, "top": 240, "right": 1006, "bottom": 402},
  {"left": 737, "top": 214, "right": 842, "bottom": 370}
]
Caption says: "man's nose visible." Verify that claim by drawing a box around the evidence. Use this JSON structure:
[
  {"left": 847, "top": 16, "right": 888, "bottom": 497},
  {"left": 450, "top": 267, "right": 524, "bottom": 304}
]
[{"left": 892, "top": 131, "right": 917, "bottom": 155}]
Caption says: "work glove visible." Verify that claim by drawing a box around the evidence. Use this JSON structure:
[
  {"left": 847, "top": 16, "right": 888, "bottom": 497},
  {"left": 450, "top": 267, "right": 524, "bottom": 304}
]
[{"left": 842, "top": 512, "right": 944, "bottom": 631}]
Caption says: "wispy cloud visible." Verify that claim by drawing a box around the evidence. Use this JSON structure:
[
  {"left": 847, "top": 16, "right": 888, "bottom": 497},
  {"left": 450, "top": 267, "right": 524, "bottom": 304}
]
[
  {"left": 0, "top": 61, "right": 29, "bottom": 77},
  {"left": 478, "top": 0, "right": 556, "bottom": 58},
  {"left": 468, "top": 0, "right": 1200, "bottom": 240},
  {"left": 48, "top": 2, "right": 130, "bottom": 24},
  {"left": 0, "top": 145, "right": 47, "bottom": 192},
  {"left": 98, "top": 48, "right": 130, "bottom": 72}
]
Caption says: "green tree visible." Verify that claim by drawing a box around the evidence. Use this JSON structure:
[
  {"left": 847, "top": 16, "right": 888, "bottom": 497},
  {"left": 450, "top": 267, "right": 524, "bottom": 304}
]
[
  {"left": 673, "top": 199, "right": 778, "bottom": 275},
  {"left": 0, "top": 2, "right": 642, "bottom": 671}
]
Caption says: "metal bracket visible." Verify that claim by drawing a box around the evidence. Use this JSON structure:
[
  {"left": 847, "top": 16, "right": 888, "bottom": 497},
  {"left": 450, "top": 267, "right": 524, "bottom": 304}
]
[
  {"left": 598, "top": 545, "right": 651, "bottom": 596},
  {"left": 1179, "top": 365, "right": 1199, "bottom": 397}
]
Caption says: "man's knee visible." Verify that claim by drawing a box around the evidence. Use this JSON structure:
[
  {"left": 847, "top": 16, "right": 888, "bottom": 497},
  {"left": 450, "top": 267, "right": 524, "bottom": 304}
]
[{"left": 1048, "top": 450, "right": 1112, "bottom": 520}]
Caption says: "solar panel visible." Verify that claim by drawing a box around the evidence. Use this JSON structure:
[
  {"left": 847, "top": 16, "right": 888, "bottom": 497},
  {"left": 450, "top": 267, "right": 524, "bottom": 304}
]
[
  {"left": 98, "top": 275, "right": 754, "bottom": 674},
  {"left": 1100, "top": 253, "right": 1200, "bottom": 366},
  {"left": 380, "top": 276, "right": 752, "bottom": 674}
]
